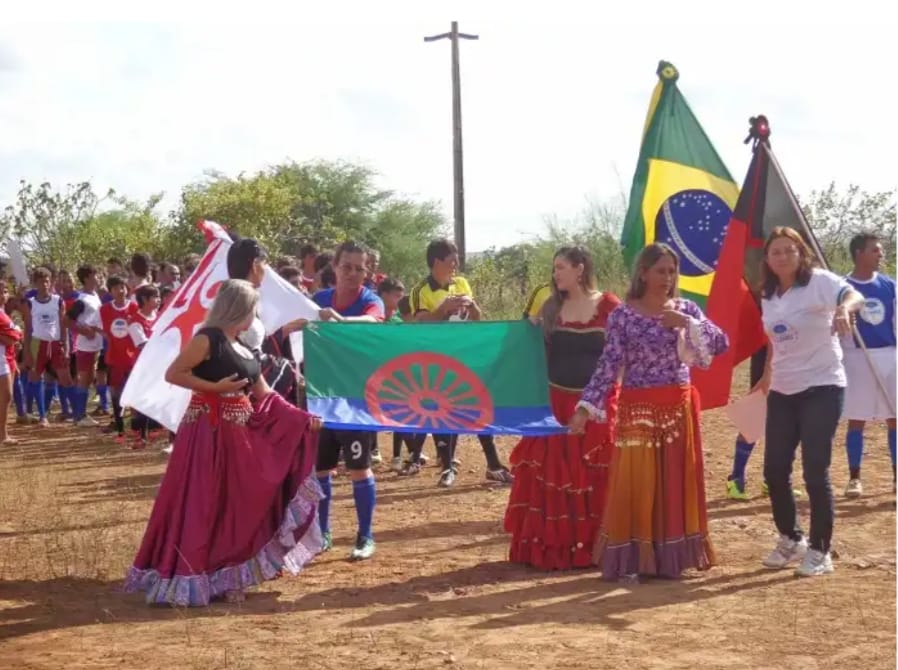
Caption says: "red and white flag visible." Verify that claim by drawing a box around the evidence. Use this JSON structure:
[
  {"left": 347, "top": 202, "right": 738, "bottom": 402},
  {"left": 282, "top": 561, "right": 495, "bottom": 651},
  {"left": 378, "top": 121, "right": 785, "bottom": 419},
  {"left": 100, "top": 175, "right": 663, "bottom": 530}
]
[{"left": 120, "top": 220, "right": 320, "bottom": 431}]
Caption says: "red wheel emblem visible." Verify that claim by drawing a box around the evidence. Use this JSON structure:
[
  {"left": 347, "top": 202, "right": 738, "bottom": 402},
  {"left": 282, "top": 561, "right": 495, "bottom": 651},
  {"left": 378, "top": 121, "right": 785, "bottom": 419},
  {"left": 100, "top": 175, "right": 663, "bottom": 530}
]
[{"left": 365, "top": 352, "right": 494, "bottom": 432}]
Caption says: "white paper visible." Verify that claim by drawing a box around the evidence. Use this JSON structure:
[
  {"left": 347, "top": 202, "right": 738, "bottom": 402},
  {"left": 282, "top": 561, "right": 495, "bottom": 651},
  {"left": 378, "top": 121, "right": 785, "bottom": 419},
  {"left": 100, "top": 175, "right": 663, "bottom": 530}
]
[
  {"left": 725, "top": 390, "right": 768, "bottom": 444},
  {"left": 6, "top": 239, "right": 28, "bottom": 286},
  {"left": 289, "top": 330, "right": 304, "bottom": 363}
]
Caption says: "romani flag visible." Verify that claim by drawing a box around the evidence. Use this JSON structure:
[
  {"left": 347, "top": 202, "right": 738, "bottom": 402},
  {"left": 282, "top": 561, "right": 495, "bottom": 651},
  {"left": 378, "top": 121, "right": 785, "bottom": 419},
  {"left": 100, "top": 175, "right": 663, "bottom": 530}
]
[
  {"left": 707, "top": 116, "right": 827, "bottom": 387},
  {"left": 304, "top": 321, "right": 564, "bottom": 435},
  {"left": 620, "top": 61, "right": 740, "bottom": 408}
]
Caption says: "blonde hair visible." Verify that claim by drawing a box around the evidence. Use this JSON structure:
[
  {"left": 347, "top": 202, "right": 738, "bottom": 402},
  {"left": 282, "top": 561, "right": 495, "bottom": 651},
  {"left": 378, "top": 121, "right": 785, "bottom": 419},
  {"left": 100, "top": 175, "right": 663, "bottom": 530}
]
[{"left": 203, "top": 279, "right": 259, "bottom": 331}]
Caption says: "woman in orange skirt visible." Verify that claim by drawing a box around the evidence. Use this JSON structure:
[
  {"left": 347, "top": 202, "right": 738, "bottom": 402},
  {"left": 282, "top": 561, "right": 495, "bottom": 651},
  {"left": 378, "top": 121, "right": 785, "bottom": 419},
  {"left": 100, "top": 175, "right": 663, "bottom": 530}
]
[
  {"left": 569, "top": 243, "right": 729, "bottom": 582},
  {"left": 505, "top": 247, "right": 620, "bottom": 570}
]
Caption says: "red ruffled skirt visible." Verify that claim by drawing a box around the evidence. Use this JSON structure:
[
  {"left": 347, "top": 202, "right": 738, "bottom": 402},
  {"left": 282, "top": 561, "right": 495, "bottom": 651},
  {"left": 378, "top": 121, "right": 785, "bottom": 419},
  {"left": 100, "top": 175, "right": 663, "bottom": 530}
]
[
  {"left": 123, "top": 392, "right": 323, "bottom": 606},
  {"left": 504, "top": 385, "right": 617, "bottom": 570}
]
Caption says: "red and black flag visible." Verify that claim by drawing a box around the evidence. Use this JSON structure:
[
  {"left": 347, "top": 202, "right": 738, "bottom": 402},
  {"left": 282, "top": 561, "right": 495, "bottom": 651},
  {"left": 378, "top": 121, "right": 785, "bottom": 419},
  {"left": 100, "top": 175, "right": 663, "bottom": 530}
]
[{"left": 695, "top": 116, "right": 827, "bottom": 398}]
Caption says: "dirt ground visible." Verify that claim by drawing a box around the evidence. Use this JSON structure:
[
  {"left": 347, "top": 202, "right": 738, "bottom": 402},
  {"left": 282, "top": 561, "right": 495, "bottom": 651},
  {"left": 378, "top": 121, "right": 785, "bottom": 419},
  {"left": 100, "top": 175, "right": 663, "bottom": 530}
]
[{"left": 1, "top": 371, "right": 895, "bottom": 670}]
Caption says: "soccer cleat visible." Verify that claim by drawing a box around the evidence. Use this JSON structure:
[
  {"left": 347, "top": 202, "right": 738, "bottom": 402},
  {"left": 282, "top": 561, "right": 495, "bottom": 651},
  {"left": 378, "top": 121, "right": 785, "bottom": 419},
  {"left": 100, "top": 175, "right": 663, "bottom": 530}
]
[
  {"left": 844, "top": 478, "right": 863, "bottom": 498},
  {"left": 726, "top": 478, "right": 750, "bottom": 501},
  {"left": 399, "top": 461, "right": 422, "bottom": 477},
  {"left": 763, "top": 535, "right": 808, "bottom": 569},
  {"left": 370, "top": 449, "right": 383, "bottom": 465},
  {"left": 162, "top": 443, "right": 174, "bottom": 455},
  {"left": 321, "top": 531, "right": 333, "bottom": 552},
  {"left": 794, "top": 549, "right": 834, "bottom": 577},
  {"left": 419, "top": 454, "right": 429, "bottom": 466},
  {"left": 438, "top": 468, "right": 457, "bottom": 488},
  {"left": 390, "top": 456, "right": 403, "bottom": 473},
  {"left": 76, "top": 416, "right": 99, "bottom": 428},
  {"left": 485, "top": 467, "right": 514, "bottom": 484},
  {"left": 350, "top": 534, "right": 375, "bottom": 561}
]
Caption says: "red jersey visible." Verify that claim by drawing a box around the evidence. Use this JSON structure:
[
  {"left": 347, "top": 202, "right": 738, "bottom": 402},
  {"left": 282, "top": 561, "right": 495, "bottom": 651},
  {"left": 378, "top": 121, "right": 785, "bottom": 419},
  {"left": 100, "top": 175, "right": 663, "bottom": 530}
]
[
  {"left": 0, "top": 310, "right": 22, "bottom": 372},
  {"left": 128, "top": 310, "right": 157, "bottom": 360},
  {"left": 300, "top": 272, "right": 316, "bottom": 293},
  {"left": 100, "top": 301, "right": 139, "bottom": 369}
]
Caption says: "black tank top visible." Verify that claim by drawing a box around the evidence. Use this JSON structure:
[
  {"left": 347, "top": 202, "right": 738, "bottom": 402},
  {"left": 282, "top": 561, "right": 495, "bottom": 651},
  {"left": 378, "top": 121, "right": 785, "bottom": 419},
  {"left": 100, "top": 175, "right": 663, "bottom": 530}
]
[{"left": 192, "top": 327, "right": 261, "bottom": 390}]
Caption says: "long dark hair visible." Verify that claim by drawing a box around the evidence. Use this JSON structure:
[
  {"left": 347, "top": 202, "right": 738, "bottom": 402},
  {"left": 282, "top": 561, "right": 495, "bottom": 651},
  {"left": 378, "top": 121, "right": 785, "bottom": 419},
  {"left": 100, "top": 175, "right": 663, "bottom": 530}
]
[
  {"left": 759, "top": 226, "right": 817, "bottom": 299},
  {"left": 626, "top": 243, "right": 680, "bottom": 300},
  {"left": 226, "top": 237, "right": 268, "bottom": 280},
  {"left": 540, "top": 246, "right": 597, "bottom": 338}
]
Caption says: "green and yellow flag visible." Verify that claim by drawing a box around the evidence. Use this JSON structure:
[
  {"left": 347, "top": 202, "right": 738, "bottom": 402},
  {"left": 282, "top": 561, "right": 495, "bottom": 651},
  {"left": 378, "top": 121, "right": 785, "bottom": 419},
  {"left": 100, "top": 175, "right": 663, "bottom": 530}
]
[{"left": 620, "top": 61, "right": 740, "bottom": 304}]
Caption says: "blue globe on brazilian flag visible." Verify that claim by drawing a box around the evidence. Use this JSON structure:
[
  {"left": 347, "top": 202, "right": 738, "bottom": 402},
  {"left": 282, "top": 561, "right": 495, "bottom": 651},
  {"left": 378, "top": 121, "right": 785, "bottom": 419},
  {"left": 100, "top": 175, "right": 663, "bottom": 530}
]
[{"left": 621, "top": 61, "right": 739, "bottom": 305}]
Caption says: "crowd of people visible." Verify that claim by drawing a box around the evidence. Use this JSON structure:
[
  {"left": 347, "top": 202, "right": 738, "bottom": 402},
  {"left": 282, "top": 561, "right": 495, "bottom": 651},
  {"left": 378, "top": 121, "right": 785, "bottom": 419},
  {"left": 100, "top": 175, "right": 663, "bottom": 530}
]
[{"left": 0, "top": 227, "right": 893, "bottom": 605}]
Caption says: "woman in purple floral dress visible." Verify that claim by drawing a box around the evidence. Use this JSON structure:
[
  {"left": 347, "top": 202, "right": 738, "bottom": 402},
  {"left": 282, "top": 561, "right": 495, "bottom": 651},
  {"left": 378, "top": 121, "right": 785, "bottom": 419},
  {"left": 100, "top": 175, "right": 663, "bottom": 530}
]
[{"left": 569, "top": 243, "right": 729, "bottom": 582}]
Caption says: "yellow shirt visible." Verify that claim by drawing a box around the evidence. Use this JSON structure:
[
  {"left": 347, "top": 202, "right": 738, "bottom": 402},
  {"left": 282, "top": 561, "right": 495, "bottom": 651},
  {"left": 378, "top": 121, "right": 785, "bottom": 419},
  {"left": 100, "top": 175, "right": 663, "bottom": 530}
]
[
  {"left": 523, "top": 283, "right": 552, "bottom": 319},
  {"left": 409, "top": 275, "right": 474, "bottom": 315}
]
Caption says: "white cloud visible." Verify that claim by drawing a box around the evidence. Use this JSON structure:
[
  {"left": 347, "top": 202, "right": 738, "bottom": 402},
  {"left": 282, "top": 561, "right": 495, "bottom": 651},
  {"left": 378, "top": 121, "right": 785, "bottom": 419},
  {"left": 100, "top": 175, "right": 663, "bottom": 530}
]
[{"left": 0, "top": 13, "right": 895, "bottom": 255}]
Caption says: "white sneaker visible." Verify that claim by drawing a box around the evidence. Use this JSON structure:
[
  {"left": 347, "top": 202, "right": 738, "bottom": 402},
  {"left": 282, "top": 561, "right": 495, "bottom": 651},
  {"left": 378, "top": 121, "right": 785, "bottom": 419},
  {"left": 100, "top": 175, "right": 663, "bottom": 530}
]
[
  {"left": 390, "top": 456, "right": 403, "bottom": 473},
  {"left": 763, "top": 535, "right": 808, "bottom": 569},
  {"left": 370, "top": 450, "right": 383, "bottom": 465},
  {"left": 795, "top": 548, "right": 834, "bottom": 577},
  {"left": 845, "top": 478, "right": 863, "bottom": 498},
  {"left": 162, "top": 443, "right": 174, "bottom": 455},
  {"left": 76, "top": 416, "right": 99, "bottom": 428}
]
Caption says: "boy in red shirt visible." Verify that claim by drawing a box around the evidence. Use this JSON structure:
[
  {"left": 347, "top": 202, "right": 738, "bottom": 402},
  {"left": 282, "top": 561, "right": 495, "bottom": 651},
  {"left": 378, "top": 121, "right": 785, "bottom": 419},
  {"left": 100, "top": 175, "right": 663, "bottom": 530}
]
[
  {"left": 100, "top": 275, "right": 139, "bottom": 440},
  {"left": 0, "top": 278, "right": 23, "bottom": 444},
  {"left": 127, "top": 284, "right": 161, "bottom": 448}
]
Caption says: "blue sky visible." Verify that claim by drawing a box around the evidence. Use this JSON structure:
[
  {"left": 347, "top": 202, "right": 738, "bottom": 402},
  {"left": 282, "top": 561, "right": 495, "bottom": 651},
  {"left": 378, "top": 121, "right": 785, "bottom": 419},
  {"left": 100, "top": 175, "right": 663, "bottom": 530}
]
[{"left": 1, "top": 13, "right": 894, "bottom": 252}]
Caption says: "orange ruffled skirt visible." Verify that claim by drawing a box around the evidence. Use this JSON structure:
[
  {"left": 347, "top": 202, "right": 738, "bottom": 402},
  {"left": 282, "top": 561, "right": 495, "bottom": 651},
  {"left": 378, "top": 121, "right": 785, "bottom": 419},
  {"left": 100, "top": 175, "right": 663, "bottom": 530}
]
[
  {"left": 504, "top": 385, "right": 617, "bottom": 570},
  {"left": 593, "top": 384, "right": 715, "bottom": 580}
]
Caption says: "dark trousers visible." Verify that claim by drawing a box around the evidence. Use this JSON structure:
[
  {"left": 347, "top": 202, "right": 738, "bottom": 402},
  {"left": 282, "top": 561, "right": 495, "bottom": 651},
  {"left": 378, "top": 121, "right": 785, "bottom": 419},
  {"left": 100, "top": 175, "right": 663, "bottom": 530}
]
[{"left": 763, "top": 385, "right": 844, "bottom": 552}]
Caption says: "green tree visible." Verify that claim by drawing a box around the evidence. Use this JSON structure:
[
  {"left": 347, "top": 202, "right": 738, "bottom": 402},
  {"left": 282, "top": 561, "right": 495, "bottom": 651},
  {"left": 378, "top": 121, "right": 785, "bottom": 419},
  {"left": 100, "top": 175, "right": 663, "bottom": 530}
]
[
  {"left": 467, "top": 197, "right": 629, "bottom": 319},
  {"left": 0, "top": 180, "right": 110, "bottom": 268},
  {"left": 174, "top": 159, "right": 445, "bottom": 279},
  {"left": 802, "top": 183, "right": 897, "bottom": 275},
  {"left": 366, "top": 200, "right": 445, "bottom": 284}
]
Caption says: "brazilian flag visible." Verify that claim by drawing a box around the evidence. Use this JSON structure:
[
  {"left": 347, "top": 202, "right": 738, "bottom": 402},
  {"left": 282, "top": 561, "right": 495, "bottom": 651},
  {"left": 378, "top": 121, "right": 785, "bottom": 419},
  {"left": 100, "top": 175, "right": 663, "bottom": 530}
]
[{"left": 620, "top": 61, "right": 740, "bottom": 305}]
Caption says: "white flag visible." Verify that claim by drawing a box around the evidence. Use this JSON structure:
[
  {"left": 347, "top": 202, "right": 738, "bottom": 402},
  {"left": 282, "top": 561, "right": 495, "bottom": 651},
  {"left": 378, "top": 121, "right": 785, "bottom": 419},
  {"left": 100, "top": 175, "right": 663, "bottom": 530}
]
[{"left": 120, "top": 220, "right": 320, "bottom": 431}]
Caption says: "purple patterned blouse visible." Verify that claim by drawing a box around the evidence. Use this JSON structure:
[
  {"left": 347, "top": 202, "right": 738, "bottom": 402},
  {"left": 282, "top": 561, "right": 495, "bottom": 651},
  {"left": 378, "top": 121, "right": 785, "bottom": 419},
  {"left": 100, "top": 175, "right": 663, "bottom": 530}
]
[{"left": 577, "top": 298, "right": 729, "bottom": 420}]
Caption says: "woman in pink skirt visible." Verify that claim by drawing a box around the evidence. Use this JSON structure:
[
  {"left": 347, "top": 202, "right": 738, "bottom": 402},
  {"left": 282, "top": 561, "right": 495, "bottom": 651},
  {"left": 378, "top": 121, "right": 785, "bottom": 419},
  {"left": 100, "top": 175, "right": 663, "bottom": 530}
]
[{"left": 124, "top": 279, "right": 323, "bottom": 606}]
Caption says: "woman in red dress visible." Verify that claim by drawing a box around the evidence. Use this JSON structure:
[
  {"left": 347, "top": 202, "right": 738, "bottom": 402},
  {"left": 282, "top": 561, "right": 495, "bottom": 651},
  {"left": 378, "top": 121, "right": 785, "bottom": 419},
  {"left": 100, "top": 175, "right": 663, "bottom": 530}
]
[
  {"left": 124, "top": 279, "right": 323, "bottom": 606},
  {"left": 505, "top": 247, "right": 620, "bottom": 569}
]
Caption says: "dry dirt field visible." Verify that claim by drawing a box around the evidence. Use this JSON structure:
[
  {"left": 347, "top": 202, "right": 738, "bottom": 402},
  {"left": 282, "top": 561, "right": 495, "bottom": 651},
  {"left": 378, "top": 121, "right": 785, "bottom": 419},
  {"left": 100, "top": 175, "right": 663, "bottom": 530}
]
[{"left": 1, "top": 371, "right": 895, "bottom": 670}]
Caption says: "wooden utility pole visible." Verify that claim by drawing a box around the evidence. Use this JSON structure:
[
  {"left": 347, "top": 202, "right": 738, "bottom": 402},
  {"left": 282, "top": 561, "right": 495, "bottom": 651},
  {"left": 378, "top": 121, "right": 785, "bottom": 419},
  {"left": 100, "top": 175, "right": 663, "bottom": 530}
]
[{"left": 424, "top": 22, "right": 478, "bottom": 271}]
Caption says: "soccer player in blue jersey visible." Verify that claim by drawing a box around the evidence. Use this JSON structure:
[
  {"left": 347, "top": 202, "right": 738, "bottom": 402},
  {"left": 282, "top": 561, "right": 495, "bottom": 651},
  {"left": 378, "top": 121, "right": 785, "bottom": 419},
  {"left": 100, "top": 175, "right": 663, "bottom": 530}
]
[
  {"left": 312, "top": 240, "right": 384, "bottom": 561},
  {"left": 842, "top": 233, "right": 896, "bottom": 497}
]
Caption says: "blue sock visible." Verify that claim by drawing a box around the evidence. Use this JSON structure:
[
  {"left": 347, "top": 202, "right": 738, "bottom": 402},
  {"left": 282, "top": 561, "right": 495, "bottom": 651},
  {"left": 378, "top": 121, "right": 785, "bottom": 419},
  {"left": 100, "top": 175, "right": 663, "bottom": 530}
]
[
  {"left": 730, "top": 437, "right": 754, "bottom": 484},
  {"left": 58, "top": 386, "right": 73, "bottom": 418},
  {"left": 24, "top": 378, "right": 36, "bottom": 415},
  {"left": 72, "top": 387, "right": 88, "bottom": 420},
  {"left": 888, "top": 428, "right": 896, "bottom": 471},
  {"left": 352, "top": 476, "right": 376, "bottom": 541},
  {"left": 79, "top": 387, "right": 91, "bottom": 420},
  {"left": 846, "top": 429, "right": 864, "bottom": 476},
  {"left": 43, "top": 381, "right": 57, "bottom": 415},
  {"left": 29, "top": 380, "right": 46, "bottom": 419},
  {"left": 13, "top": 375, "right": 25, "bottom": 417},
  {"left": 317, "top": 475, "right": 332, "bottom": 534},
  {"left": 59, "top": 384, "right": 71, "bottom": 416},
  {"left": 97, "top": 385, "right": 109, "bottom": 411}
]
